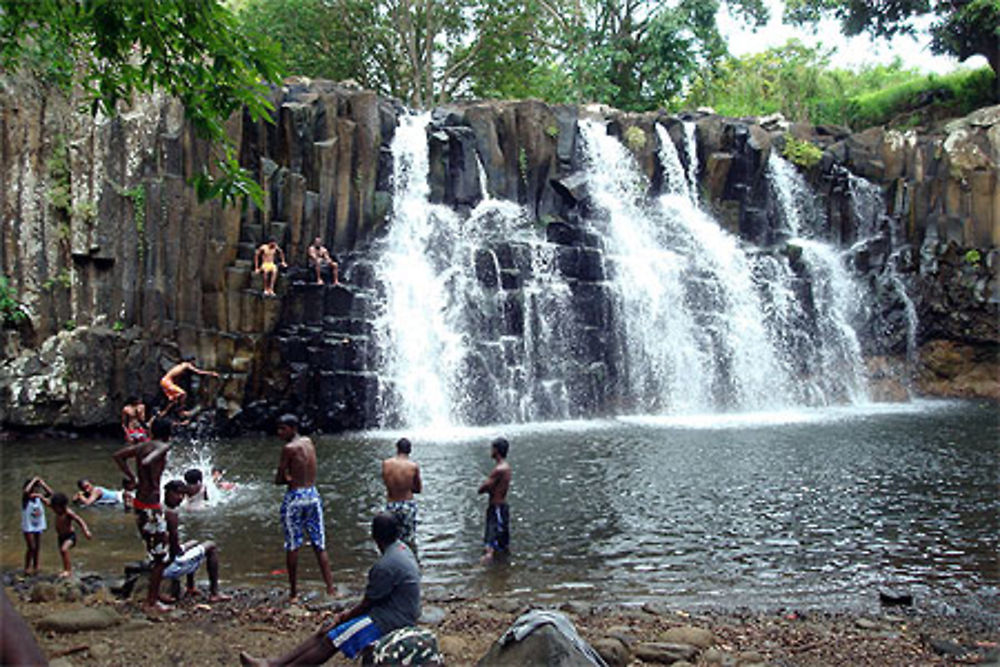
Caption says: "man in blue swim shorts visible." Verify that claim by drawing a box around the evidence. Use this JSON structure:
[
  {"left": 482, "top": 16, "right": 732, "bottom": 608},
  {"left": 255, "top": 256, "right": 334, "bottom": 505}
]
[
  {"left": 274, "top": 414, "right": 336, "bottom": 600},
  {"left": 239, "top": 513, "right": 420, "bottom": 666}
]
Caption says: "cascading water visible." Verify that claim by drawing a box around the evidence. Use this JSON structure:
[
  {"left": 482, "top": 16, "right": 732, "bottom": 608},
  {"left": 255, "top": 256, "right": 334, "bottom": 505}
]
[
  {"left": 656, "top": 124, "right": 689, "bottom": 198},
  {"left": 766, "top": 152, "right": 871, "bottom": 403},
  {"left": 374, "top": 115, "right": 876, "bottom": 429},
  {"left": 683, "top": 121, "right": 699, "bottom": 199},
  {"left": 373, "top": 114, "right": 581, "bottom": 428},
  {"left": 581, "top": 120, "right": 795, "bottom": 412},
  {"left": 373, "top": 113, "right": 466, "bottom": 427}
]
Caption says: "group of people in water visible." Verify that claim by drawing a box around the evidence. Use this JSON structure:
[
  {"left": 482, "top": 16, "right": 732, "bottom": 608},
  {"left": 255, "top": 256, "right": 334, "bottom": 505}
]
[{"left": 17, "top": 351, "right": 514, "bottom": 664}]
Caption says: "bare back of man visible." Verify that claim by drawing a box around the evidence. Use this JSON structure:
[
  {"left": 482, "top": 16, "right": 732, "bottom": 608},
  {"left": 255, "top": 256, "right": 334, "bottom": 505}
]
[
  {"left": 382, "top": 456, "right": 421, "bottom": 502},
  {"left": 277, "top": 436, "right": 318, "bottom": 489}
]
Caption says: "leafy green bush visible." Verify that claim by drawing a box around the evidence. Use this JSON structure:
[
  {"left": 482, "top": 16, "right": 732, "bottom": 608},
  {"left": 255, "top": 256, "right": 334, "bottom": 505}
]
[
  {"left": 0, "top": 276, "right": 29, "bottom": 326},
  {"left": 782, "top": 136, "right": 823, "bottom": 168},
  {"left": 625, "top": 126, "right": 647, "bottom": 152},
  {"left": 679, "top": 40, "right": 993, "bottom": 130},
  {"left": 846, "top": 67, "right": 994, "bottom": 130}
]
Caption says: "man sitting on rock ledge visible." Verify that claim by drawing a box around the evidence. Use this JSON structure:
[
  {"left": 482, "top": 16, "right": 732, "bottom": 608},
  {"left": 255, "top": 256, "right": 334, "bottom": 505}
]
[{"left": 240, "top": 513, "right": 420, "bottom": 666}]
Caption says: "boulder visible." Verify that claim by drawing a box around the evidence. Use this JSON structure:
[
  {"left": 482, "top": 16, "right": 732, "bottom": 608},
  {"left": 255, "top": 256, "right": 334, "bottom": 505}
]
[
  {"left": 36, "top": 606, "right": 123, "bottom": 633},
  {"left": 592, "top": 637, "right": 630, "bottom": 667},
  {"left": 478, "top": 610, "right": 607, "bottom": 666},
  {"left": 660, "top": 625, "right": 717, "bottom": 649},
  {"left": 634, "top": 642, "right": 699, "bottom": 664}
]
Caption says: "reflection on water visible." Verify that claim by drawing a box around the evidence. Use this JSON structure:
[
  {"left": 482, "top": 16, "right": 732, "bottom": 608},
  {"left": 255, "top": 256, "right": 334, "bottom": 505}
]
[{"left": 1, "top": 400, "right": 997, "bottom": 618}]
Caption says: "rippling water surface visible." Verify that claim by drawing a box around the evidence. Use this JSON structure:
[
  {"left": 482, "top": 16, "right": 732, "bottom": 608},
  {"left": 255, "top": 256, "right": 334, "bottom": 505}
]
[{"left": 2, "top": 400, "right": 996, "bottom": 618}]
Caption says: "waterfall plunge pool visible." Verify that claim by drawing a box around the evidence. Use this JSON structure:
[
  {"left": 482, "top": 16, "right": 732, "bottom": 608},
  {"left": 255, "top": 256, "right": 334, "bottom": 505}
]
[{"left": 1, "top": 399, "right": 996, "bottom": 621}]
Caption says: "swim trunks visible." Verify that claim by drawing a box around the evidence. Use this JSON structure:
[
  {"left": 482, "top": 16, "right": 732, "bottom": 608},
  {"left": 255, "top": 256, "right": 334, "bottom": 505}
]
[
  {"left": 21, "top": 498, "right": 46, "bottom": 533},
  {"left": 57, "top": 531, "right": 77, "bottom": 548},
  {"left": 126, "top": 426, "right": 149, "bottom": 443},
  {"left": 261, "top": 261, "right": 277, "bottom": 272},
  {"left": 135, "top": 507, "right": 168, "bottom": 561},
  {"left": 280, "top": 486, "right": 326, "bottom": 551},
  {"left": 160, "top": 377, "right": 185, "bottom": 401},
  {"left": 326, "top": 615, "right": 383, "bottom": 659},
  {"left": 163, "top": 543, "right": 207, "bottom": 580},
  {"left": 484, "top": 503, "right": 509, "bottom": 552},
  {"left": 385, "top": 500, "right": 418, "bottom": 551}
]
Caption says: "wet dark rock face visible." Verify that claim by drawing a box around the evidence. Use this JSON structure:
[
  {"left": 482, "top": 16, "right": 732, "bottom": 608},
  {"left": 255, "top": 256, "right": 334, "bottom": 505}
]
[{"left": 1, "top": 77, "right": 996, "bottom": 434}]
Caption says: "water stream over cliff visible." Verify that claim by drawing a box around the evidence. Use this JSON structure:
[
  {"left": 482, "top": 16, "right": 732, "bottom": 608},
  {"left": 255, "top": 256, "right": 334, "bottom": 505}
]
[{"left": 373, "top": 118, "right": 880, "bottom": 429}]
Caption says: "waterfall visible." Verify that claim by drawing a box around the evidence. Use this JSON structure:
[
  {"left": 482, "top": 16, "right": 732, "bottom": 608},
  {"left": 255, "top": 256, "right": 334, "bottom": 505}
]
[
  {"left": 373, "top": 114, "right": 579, "bottom": 428},
  {"left": 373, "top": 113, "right": 464, "bottom": 428},
  {"left": 683, "top": 121, "right": 699, "bottom": 198},
  {"left": 657, "top": 124, "right": 690, "bottom": 199},
  {"left": 580, "top": 120, "right": 794, "bottom": 412},
  {"left": 766, "top": 152, "right": 871, "bottom": 403},
  {"left": 374, "top": 116, "right": 875, "bottom": 429},
  {"left": 847, "top": 170, "right": 884, "bottom": 242}
]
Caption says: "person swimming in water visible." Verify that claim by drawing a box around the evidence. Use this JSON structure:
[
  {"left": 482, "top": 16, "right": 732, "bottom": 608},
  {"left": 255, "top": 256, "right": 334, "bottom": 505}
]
[{"left": 73, "top": 479, "right": 123, "bottom": 507}]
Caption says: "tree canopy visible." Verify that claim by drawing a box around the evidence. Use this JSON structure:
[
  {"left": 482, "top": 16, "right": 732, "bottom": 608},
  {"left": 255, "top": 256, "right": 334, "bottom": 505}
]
[
  {"left": 784, "top": 0, "right": 999, "bottom": 99},
  {"left": 235, "top": 0, "right": 769, "bottom": 111},
  {"left": 0, "top": 0, "right": 284, "bottom": 206}
]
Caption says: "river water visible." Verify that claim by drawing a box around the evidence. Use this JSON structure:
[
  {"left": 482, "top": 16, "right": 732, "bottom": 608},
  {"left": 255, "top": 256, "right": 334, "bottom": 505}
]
[{"left": 2, "top": 399, "right": 997, "bottom": 619}]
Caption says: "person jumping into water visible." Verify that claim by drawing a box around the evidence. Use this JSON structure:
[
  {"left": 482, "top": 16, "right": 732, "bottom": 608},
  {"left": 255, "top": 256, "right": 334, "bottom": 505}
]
[{"left": 158, "top": 357, "right": 220, "bottom": 419}]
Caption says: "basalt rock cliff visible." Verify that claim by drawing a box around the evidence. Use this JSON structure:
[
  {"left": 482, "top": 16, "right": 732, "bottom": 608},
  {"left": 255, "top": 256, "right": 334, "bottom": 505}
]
[{"left": 1, "top": 77, "right": 997, "bottom": 434}]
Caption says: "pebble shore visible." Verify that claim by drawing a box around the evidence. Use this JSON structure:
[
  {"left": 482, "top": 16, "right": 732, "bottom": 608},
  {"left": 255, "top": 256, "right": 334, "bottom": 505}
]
[{"left": 6, "top": 572, "right": 998, "bottom": 666}]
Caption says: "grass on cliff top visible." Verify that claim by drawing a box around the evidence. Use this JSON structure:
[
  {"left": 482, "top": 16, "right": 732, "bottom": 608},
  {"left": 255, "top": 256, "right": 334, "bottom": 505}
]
[{"left": 845, "top": 67, "right": 995, "bottom": 131}]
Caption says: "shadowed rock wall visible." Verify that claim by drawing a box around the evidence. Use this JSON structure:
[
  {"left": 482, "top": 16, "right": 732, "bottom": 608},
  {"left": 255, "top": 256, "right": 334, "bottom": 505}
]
[{"left": 1, "top": 78, "right": 997, "bottom": 433}]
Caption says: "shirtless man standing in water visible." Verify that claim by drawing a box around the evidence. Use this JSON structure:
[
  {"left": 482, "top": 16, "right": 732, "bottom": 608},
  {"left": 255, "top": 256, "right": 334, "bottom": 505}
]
[
  {"left": 113, "top": 417, "right": 174, "bottom": 612},
  {"left": 254, "top": 238, "right": 287, "bottom": 296},
  {"left": 477, "top": 437, "right": 512, "bottom": 564},
  {"left": 275, "top": 414, "right": 336, "bottom": 600},
  {"left": 381, "top": 438, "right": 422, "bottom": 556},
  {"left": 121, "top": 396, "right": 149, "bottom": 443}
]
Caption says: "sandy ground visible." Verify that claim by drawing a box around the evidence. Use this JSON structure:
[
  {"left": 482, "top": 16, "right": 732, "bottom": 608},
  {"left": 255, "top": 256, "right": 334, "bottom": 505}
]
[{"left": 6, "top": 576, "right": 999, "bottom": 666}]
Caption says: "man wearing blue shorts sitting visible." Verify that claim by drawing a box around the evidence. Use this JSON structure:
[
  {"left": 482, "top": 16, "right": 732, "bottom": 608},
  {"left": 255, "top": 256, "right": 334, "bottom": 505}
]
[
  {"left": 162, "top": 480, "right": 230, "bottom": 603},
  {"left": 240, "top": 513, "right": 420, "bottom": 665}
]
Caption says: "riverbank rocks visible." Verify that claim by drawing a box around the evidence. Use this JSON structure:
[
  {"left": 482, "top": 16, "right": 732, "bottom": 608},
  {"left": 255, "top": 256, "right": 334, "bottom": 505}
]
[
  {"left": 477, "top": 610, "right": 607, "bottom": 666},
  {"left": 634, "top": 641, "right": 699, "bottom": 663},
  {"left": 661, "top": 625, "right": 717, "bottom": 648},
  {"left": 36, "top": 606, "right": 123, "bottom": 633},
  {"left": 592, "top": 637, "right": 631, "bottom": 666}
]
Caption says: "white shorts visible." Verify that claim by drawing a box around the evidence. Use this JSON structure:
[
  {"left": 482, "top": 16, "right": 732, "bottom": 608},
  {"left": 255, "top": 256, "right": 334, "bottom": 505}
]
[{"left": 163, "top": 544, "right": 207, "bottom": 579}]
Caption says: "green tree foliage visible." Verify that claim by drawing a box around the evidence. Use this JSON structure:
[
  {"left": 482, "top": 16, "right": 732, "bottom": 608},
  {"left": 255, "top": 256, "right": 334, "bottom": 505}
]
[
  {"left": 237, "top": 0, "right": 553, "bottom": 107},
  {"left": 0, "top": 0, "right": 284, "bottom": 207},
  {"left": 681, "top": 39, "right": 993, "bottom": 128},
  {"left": 235, "top": 0, "right": 767, "bottom": 111},
  {"left": 785, "top": 0, "right": 999, "bottom": 100},
  {"left": 682, "top": 40, "right": 922, "bottom": 124}
]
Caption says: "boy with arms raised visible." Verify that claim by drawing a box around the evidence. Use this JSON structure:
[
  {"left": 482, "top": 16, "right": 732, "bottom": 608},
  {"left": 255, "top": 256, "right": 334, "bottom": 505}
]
[{"left": 112, "top": 417, "right": 173, "bottom": 612}]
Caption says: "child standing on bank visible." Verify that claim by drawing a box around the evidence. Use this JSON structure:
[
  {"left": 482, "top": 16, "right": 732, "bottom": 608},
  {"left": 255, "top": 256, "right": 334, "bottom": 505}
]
[
  {"left": 21, "top": 477, "right": 53, "bottom": 575},
  {"left": 50, "top": 493, "right": 92, "bottom": 578}
]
